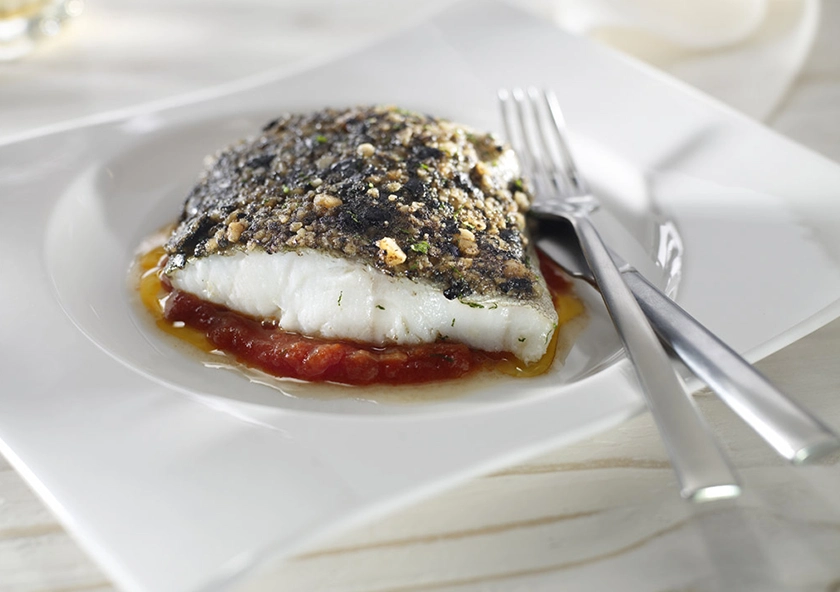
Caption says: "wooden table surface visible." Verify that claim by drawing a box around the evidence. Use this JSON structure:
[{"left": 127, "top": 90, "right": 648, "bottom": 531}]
[{"left": 3, "top": 1, "right": 840, "bottom": 591}]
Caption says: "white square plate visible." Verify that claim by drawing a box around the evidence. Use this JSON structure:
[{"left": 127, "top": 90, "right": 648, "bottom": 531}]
[{"left": 3, "top": 2, "right": 840, "bottom": 591}]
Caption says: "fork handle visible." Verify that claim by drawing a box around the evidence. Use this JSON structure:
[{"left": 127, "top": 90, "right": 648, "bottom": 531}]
[
  {"left": 622, "top": 269, "right": 840, "bottom": 463},
  {"left": 568, "top": 213, "right": 740, "bottom": 501}
]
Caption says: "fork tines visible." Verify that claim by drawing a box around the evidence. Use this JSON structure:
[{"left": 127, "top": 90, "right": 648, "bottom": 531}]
[
  {"left": 498, "top": 88, "right": 587, "bottom": 200},
  {"left": 498, "top": 86, "right": 743, "bottom": 501}
]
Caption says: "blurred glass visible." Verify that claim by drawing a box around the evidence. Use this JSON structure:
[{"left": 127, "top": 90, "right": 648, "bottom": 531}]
[{"left": 0, "top": 0, "right": 83, "bottom": 60}]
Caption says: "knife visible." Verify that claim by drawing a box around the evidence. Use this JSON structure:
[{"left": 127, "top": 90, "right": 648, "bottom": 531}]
[{"left": 531, "top": 212, "right": 840, "bottom": 464}]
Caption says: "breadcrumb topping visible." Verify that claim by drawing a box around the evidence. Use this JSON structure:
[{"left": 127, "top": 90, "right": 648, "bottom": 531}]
[{"left": 165, "top": 105, "right": 541, "bottom": 301}]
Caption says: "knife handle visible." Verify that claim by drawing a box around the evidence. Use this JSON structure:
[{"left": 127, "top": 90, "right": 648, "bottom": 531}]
[
  {"left": 571, "top": 215, "right": 740, "bottom": 501},
  {"left": 622, "top": 269, "right": 840, "bottom": 463}
]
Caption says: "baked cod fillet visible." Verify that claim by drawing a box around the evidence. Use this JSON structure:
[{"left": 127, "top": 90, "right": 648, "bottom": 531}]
[{"left": 164, "top": 106, "right": 558, "bottom": 364}]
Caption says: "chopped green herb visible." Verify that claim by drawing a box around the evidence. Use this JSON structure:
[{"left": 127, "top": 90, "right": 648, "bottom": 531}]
[
  {"left": 376, "top": 305, "right": 385, "bottom": 310},
  {"left": 518, "top": 337, "right": 526, "bottom": 342},
  {"left": 451, "top": 318, "right": 456, "bottom": 327},
  {"left": 489, "top": 303, "right": 499, "bottom": 310},
  {"left": 410, "top": 240, "right": 430, "bottom": 254},
  {"left": 513, "top": 178, "right": 524, "bottom": 191},
  {"left": 349, "top": 211, "right": 359, "bottom": 223},
  {"left": 419, "top": 163, "right": 431, "bottom": 171},
  {"left": 337, "top": 291, "right": 343, "bottom": 306},
  {"left": 316, "top": 135, "right": 328, "bottom": 144},
  {"left": 448, "top": 265, "right": 464, "bottom": 279},
  {"left": 458, "top": 297, "right": 484, "bottom": 309}
]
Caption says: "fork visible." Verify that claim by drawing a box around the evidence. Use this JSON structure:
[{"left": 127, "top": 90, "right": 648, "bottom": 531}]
[
  {"left": 534, "top": 220, "right": 840, "bottom": 464},
  {"left": 499, "top": 87, "right": 740, "bottom": 502}
]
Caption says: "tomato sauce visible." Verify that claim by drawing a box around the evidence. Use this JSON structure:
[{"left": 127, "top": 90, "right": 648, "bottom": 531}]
[{"left": 137, "top": 246, "right": 583, "bottom": 386}]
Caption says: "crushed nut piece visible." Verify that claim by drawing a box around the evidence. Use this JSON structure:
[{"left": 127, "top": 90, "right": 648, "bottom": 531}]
[
  {"left": 503, "top": 259, "right": 529, "bottom": 278},
  {"left": 226, "top": 221, "right": 245, "bottom": 242},
  {"left": 456, "top": 228, "right": 479, "bottom": 256},
  {"left": 376, "top": 237, "right": 407, "bottom": 267},
  {"left": 513, "top": 191, "right": 529, "bottom": 211},
  {"left": 439, "top": 141, "right": 459, "bottom": 157},
  {"left": 313, "top": 193, "right": 343, "bottom": 210},
  {"left": 357, "top": 143, "right": 376, "bottom": 157}
]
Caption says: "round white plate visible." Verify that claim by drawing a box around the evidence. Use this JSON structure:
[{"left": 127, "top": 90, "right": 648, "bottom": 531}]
[{"left": 43, "top": 106, "right": 680, "bottom": 416}]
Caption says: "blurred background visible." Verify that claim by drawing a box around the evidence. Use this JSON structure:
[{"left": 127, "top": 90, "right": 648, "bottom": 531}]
[{"left": 1, "top": 0, "right": 835, "bottom": 161}]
